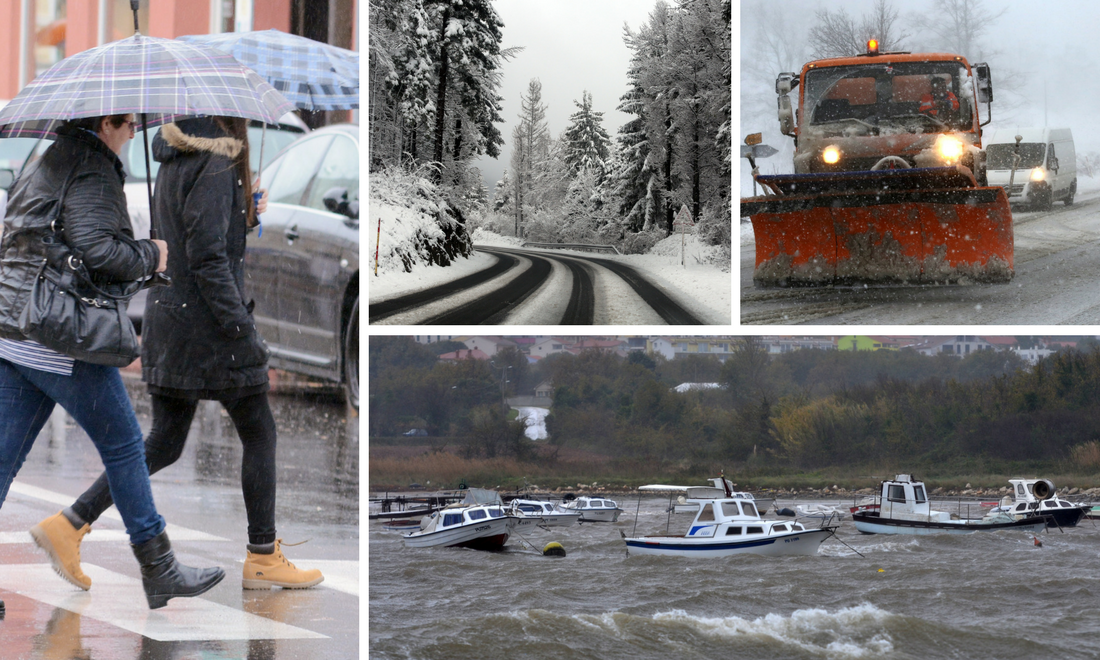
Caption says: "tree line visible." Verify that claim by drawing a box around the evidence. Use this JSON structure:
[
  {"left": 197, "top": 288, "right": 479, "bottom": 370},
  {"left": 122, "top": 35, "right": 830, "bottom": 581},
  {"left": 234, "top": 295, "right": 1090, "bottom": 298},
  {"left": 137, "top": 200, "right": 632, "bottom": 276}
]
[{"left": 369, "top": 337, "right": 1100, "bottom": 471}]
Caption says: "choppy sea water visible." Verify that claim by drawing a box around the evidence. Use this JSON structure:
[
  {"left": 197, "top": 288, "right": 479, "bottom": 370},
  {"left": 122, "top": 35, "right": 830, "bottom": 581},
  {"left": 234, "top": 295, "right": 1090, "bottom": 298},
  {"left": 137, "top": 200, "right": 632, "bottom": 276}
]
[{"left": 368, "top": 497, "right": 1100, "bottom": 659}]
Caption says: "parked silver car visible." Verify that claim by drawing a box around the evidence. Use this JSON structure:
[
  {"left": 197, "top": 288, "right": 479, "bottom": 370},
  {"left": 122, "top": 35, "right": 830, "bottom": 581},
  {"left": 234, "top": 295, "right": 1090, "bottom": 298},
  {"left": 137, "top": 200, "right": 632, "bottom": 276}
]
[{"left": 247, "top": 123, "right": 359, "bottom": 408}]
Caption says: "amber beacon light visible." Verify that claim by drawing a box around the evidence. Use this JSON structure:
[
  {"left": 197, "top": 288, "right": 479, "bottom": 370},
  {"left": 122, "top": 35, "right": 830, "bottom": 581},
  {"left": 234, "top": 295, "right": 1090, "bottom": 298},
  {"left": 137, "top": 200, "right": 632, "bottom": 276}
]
[{"left": 867, "top": 39, "right": 879, "bottom": 55}]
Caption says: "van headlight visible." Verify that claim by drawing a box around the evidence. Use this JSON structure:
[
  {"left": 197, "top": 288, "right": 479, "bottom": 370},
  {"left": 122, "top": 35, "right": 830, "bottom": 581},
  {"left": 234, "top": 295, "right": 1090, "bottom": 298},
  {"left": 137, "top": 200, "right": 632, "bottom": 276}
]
[
  {"left": 1030, "top": 168, "right": 1045, "bottom": 182},
  {"left": 936, "top": 136, "right": 964, "bottom": 163},
  {"left": 822, "top": 145, "right": 841, "bottom": 164}
]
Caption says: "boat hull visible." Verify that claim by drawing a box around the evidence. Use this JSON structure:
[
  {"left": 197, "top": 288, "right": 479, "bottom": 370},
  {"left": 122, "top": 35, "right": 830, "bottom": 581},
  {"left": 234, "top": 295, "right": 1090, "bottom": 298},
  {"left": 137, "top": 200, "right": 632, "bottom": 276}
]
[
  {"left": 403, "top": 517, "right": 513, "bottom": 550},
  {"left": 578, "top": 510, "right": 621, "bottom": 523},
  {"left": 624, "top": 528, "right": 834, "bottom": 558},
  {"left": 852, "top": 511, "right": 1048, "bottom": 535}
]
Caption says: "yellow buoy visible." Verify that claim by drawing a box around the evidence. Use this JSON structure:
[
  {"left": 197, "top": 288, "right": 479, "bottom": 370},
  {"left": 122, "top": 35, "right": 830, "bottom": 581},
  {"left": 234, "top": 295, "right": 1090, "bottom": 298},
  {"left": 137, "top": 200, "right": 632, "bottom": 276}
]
[{"left": 542, "top": 542, "right": 566, "bottom": 557}]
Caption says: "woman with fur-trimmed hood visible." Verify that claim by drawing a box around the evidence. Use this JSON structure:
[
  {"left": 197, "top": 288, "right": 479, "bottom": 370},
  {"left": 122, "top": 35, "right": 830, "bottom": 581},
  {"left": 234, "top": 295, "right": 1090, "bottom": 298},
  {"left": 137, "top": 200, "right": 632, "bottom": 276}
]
[{"left": 34, "top": 116, "right": 324, "bottom": 591}]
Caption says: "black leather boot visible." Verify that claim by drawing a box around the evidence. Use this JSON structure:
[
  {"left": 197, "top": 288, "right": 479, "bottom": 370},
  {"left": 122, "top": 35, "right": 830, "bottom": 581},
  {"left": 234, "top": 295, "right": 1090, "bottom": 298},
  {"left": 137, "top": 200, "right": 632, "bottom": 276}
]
[{"left": 131, "top": 531, "right": 225, "bottom": 609}]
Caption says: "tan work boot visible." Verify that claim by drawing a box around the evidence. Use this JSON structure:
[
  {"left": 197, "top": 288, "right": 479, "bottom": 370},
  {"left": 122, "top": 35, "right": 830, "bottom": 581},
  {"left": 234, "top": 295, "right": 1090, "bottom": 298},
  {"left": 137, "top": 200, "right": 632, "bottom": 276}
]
[
  {"left": 242, "top": 539, "right": 324, "bottom": 590},
  {"left": 30, "top": 511, "right": 92, "bottom": 591}
]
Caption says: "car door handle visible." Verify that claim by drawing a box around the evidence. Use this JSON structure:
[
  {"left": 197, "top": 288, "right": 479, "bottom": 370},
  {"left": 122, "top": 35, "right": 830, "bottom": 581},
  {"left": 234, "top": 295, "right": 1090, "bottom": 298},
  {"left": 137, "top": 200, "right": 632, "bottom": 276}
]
[{"left": 285, "top": 224, "right": 300, "bottom": 241}]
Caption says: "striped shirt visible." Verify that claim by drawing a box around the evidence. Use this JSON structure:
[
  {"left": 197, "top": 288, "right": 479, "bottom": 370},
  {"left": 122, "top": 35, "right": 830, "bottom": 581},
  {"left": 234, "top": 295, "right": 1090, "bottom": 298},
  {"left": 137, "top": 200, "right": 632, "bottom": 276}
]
[{"left": 0, "top": 338, "right": 75, "bottom": 376}]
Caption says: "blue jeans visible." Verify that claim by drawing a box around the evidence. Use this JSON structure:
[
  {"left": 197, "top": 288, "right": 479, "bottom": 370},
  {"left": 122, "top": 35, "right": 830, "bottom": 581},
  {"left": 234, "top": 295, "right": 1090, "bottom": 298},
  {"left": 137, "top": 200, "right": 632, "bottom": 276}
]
[{"left": 0, "top": 358, "right": 165, "bottom": 545}]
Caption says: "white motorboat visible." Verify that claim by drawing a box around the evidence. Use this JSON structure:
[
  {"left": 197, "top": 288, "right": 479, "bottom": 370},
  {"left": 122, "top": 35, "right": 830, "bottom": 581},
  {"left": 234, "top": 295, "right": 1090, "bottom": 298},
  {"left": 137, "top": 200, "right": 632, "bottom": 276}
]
[
  {"left": 986, "top": 478, "right": 1089, "bottom": 528},
  {"left": 561, "top": 496, "right": 623, "bottom": 522},
  {"left": 852, "top": 475, "right": 1049, "bottom": 535},
  {"left": 624, "top": 477, "right": 836, "bottom": 558},
  {"left": 403, "top": 489, "right": 519, "bottom": 551},
  {"left": 509, "top": 499, "right": 580, "bottom": 527}
]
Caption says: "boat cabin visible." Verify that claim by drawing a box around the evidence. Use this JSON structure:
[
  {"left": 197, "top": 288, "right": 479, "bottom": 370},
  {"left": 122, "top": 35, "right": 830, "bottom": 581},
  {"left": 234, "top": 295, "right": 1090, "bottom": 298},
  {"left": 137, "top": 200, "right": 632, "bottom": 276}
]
[
  {"left": 1004, "top": 478, "right": 1079, "bottom": 515},
  {"left": 684, "top": 497, "right": 803, "bottom": 538},
  {"left": 875, "top": 475, "right": 953, "bottom": 523}
]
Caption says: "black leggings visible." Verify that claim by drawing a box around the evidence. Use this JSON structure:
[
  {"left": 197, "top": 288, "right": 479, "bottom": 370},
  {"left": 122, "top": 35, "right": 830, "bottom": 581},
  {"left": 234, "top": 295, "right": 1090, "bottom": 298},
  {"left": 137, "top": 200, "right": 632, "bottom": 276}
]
[{"left": 72, "top": 392, "right": 277, "bottom": 545}]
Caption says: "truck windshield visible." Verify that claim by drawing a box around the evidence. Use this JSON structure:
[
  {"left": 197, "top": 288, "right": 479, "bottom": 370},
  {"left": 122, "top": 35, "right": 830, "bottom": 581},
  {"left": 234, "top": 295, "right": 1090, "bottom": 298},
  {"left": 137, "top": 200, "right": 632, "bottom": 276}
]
[
  {"left": 986, "top": 143, "right": 1045, "bottom": 170},
  {"left": 804, "top": 61, "right": 972, "bottom": 133}
]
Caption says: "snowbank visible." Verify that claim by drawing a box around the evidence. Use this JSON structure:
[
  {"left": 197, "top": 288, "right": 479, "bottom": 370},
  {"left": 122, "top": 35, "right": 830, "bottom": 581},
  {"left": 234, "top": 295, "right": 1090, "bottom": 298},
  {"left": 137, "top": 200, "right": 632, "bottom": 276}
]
[{"left": 367, "top": 167, "right": 472, "bottom": 275}]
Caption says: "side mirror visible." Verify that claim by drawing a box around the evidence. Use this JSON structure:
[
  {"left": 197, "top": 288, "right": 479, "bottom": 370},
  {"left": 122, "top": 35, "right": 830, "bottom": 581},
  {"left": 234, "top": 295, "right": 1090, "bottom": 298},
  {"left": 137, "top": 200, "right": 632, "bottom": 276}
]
[
  {"left": 322, "top": 186, "right": 358, "bottom": 219},
  {"left": 1049, "top": 156, "right": 1058, "bottom": 173},
  {"left": 777, "top": 95, "right": 795, "bottom": 136},
  {"left": 0, "top": 168, "right": 14, "bottom": 191},
  {"left": 973, "top": 62, "right": 993, "bottom": 103}
]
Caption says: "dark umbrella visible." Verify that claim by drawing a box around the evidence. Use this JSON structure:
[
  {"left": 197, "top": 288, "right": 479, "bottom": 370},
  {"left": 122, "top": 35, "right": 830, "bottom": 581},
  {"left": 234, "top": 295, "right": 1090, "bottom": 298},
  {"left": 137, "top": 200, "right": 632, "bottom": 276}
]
[
  {"left": 178, "top": 28, "right": 359, "bottom": 175},
  {"left": 178, "top": 28, "right": 359, "bottom": 111}
]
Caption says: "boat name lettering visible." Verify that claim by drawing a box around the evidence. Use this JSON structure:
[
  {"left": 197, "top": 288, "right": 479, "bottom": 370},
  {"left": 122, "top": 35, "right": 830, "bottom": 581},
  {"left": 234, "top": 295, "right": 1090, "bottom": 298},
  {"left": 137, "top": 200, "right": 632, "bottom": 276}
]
[{"left": 474, "top": 525, "right": 490, "bottom": 532}]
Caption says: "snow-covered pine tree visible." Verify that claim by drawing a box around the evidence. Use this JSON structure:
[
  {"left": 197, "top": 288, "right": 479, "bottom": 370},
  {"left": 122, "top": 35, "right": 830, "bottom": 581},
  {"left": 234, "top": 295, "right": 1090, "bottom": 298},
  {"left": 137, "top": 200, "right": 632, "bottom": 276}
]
[
  {"left": 510, "top": 79, "right": 552, "bottom": 236},
  {"left": 561, "top": 91, "right": 612, "bottom": 177},
  {"left": 617, "top": 3, "right": 677, "bottom": 236},
  {"left": 427, "top": 0, "right": 506, "bottom": 181}
]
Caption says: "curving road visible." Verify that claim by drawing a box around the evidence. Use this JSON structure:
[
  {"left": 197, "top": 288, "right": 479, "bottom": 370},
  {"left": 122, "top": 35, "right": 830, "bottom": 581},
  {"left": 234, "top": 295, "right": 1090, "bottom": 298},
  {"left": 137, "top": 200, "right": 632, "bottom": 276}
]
[
  {"left": 369, "top": 245, "right": 703, "bottom": 325},
  {"left": 740, "top": 187, "right": 1100, "bottom": 325}
]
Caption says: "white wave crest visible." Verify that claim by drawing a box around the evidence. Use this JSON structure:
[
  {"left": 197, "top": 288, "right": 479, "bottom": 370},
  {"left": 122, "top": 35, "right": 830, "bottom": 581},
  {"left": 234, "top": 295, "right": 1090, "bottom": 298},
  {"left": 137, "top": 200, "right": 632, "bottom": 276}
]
[{"left": 651, "top": 603, "right": 895, "bottom": 658}]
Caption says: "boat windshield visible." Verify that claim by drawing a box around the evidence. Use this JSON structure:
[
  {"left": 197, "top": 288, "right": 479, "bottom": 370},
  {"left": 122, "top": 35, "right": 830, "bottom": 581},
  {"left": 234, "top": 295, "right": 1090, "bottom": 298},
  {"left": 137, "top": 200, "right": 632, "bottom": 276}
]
[
  {"left": 721, "top": 501, "right": 742, "bottom": 517},
  {"left": 742, "top": 502, "right": 758, "bottom": 517},
  {"left": 487, "top": 508, "right": 502, "bottom": 518},
  {"left": 986, "top": 142, "right": 1045, "bottom": 170},
  {"left": 913, "top": 485, "right": 927, "bottom": 503},
  {"left": 804, "top": 61, "right": 973, "bottom": 133},
  {"left": 697, "top": 504, "right": 716, "bottom": 522},
  {"left": 443, "top": 513, "right": 462, "bottom": 527},
  {"left": 468, "top": 509, "right": 487, "bottom": 521}
]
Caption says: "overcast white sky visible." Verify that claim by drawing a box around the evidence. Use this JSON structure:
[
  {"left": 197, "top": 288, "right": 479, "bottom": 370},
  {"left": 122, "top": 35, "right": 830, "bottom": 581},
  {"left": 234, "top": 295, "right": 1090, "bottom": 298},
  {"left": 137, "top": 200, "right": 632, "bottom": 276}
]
[
  {"left": 472, "top": 0, "right": 659, "bottom": 192},
  {"left": 739, "top": 0, "right": 1100, "bottom": 192}
]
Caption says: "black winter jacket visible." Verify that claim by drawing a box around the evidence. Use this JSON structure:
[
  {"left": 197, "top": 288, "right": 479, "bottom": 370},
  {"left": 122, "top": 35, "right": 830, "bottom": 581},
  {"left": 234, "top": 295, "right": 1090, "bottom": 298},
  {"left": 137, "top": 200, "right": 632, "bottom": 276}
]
[
  {"left": 141, "top": 118, "right": 269, "bottom": 397},
  {"left": 0, "top": 125, "right": 160, "bottom": 341}
]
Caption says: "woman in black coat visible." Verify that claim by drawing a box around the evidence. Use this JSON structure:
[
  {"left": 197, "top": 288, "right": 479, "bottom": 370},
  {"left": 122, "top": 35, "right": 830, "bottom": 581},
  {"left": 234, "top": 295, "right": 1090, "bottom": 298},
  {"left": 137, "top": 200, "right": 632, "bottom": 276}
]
[{"left": 36, "top": 116, "right": 323, "bottom": 590}]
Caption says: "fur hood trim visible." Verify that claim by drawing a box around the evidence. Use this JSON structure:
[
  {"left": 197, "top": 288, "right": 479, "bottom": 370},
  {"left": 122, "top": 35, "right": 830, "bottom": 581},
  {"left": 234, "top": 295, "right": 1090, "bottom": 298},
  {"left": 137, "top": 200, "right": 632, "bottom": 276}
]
[{"left": 159, "top": 122, "right": 243, "bottom": 159}]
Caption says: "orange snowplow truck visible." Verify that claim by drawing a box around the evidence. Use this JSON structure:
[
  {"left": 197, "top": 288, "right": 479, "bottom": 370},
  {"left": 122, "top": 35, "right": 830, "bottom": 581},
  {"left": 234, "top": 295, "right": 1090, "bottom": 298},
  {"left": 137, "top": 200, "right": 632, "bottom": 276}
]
[{"left": 742, "top": 41, "right": 1013, "bottom": 287}]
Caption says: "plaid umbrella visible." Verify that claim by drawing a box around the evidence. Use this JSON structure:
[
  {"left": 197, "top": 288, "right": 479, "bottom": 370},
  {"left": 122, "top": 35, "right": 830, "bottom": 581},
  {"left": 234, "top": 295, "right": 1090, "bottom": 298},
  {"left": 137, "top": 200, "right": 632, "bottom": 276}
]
[
  {"left": 0, "top": 33, "right": 296, "bottom": 138},
  {"left": 179, "top": 29, "right": 359, "bottom": 111}
]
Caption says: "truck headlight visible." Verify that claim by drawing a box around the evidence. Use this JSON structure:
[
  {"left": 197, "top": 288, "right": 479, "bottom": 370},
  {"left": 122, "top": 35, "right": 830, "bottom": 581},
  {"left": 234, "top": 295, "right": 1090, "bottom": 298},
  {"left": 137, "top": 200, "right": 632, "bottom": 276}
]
[
  {"left": 822, "top": 146, "right": 841, "bottom": 164},
  {"left": 936, "top": 136, "right": 964, "bottom": 163},
  {"left": 1030, "top": 168, "right": 1045, "bottom": 182}
]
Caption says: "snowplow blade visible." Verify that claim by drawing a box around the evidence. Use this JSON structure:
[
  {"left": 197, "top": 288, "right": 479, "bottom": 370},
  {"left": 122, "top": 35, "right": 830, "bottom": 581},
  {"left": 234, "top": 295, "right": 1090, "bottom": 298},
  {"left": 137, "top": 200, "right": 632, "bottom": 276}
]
[{"left": 741, "top": 167, "right": 1014, "bottom": 286}]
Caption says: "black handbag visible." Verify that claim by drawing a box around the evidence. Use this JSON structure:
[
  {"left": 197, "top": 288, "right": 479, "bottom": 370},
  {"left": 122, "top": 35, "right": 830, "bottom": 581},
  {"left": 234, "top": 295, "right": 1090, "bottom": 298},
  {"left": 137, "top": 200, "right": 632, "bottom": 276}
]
[{"left": 17, "top": 164, "right": 144, "bottom": 368}]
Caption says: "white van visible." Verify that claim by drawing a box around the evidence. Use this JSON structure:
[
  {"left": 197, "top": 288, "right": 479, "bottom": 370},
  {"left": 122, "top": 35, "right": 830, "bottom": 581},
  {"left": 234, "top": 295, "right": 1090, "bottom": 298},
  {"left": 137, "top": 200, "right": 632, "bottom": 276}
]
[{"left": 984, "top": 127, "right": 1077, "bottom": 209}]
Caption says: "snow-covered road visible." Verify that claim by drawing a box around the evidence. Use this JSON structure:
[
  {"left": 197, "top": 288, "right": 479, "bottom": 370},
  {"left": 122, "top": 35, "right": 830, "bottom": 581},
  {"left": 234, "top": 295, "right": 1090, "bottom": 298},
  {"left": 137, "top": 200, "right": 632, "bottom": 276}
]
[
  {"left": 370, "top": 243, "right": 730, "bottom": 325},
  {"left": 740, "top": 181, "right": 1100, "bottom": 325}
]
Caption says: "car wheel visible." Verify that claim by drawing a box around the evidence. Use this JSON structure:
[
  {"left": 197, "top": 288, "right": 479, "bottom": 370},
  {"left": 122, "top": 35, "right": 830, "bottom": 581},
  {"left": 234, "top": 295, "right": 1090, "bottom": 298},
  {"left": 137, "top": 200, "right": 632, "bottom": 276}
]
[
  {"left": 1064, "top": 179, "right": 1076, "bottom": 206},
  {"left": 343, "top": 296, "right": 359, "bottom": 410}
]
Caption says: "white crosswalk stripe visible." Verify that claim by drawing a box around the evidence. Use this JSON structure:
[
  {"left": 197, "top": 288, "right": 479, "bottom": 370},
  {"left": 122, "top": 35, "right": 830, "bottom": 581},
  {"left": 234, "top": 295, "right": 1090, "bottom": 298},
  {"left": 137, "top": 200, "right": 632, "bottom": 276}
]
[
  {"left": 5, "top": 480, "right": 226, "bottom": 542},
  {"left": 0, "top": 564, "right": 330, "bottom": 640}
]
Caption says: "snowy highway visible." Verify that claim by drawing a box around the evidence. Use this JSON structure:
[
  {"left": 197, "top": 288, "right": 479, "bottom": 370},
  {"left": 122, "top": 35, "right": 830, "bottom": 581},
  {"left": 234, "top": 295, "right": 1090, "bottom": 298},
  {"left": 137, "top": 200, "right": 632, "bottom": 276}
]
[
  {"left": 740, "top": 184, "right": 1100, "bottom": 325},
  {"left": 369, "top": 245, "right": 708, "bottom": 325}
]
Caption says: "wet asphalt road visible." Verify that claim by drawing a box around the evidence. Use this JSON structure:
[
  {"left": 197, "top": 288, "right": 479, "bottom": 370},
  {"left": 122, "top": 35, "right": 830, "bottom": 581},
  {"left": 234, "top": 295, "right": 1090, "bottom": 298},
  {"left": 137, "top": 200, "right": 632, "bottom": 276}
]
[{"left": 0, "top": 371, "right": 360, "bottom": 659}]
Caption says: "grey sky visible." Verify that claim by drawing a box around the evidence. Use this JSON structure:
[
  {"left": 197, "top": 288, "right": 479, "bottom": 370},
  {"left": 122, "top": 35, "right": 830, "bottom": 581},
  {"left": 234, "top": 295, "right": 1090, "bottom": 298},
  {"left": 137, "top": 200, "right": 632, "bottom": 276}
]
[
  {"left": 473, "top": 0, "right": 659, "bottom": 194},
  {"left": 739, "top": 0, "right": 1100, "bottom": 192}
]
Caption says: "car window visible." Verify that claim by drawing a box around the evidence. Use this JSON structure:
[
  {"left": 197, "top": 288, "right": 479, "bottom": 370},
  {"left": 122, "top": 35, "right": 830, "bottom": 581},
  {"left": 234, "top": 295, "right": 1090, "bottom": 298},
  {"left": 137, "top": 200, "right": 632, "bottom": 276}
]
[
  {"left": 248, "top": 125, "right": 303, "bottom": 173},
  {"left": 304, "top": 134, "right": 358, "bottom": 213},
  {"left": 0, "top": 137, "right": 43, "bottom": 174},
  {"left": 266, "top": 135, "right": 333, "bottom": 206},
  {"left": 122, "top": 129, "right": 162, "bottom": 182}
]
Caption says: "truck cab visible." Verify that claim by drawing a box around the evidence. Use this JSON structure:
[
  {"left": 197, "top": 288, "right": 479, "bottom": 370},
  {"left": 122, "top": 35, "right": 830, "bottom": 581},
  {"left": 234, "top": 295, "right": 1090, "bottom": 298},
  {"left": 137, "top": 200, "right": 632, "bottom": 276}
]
[{"left": 776, "top": 42, "right": 993, "bottom": 183}]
